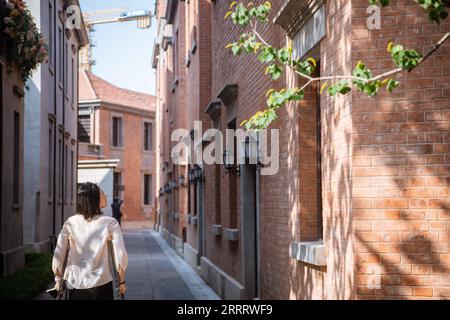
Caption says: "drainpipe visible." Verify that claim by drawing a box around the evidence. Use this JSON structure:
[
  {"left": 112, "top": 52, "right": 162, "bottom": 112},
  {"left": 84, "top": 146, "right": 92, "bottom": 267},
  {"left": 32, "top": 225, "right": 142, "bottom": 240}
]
[{"left": 256, "top": 133, "right": 262, "bottom": 299}]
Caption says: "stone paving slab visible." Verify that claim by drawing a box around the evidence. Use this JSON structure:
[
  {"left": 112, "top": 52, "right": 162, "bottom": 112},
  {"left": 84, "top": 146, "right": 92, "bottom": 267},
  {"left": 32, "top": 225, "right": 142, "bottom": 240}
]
[{"left": 123, "top": 229, "right": 220, "bottom": 300}]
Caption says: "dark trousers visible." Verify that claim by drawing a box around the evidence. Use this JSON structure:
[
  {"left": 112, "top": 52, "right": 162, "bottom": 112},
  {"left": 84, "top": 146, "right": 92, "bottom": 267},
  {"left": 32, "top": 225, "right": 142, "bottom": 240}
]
[{"left": 68, "top": 281, "right": 113, "bottom": 300}]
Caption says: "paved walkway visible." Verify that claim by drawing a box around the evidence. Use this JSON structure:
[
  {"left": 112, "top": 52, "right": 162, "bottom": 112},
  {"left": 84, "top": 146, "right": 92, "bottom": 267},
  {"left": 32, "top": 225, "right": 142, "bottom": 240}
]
[
  {"left": 123, "top": 229, "right": 219, "bottom": 300},
  {"left": 36, "top": 229, "right": 219, "bottom": 300}
]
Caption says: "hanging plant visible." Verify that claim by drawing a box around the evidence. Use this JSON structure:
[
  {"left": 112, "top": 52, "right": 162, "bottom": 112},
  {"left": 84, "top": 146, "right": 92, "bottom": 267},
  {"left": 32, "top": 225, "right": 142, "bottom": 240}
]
[{"left": 1, "top": 0, "right": 48, "bottom": 83}]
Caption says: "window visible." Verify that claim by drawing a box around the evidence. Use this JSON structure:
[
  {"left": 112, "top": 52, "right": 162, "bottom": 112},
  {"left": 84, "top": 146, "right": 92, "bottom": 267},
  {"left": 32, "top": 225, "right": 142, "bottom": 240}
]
[
  {"left": 214, "top": 118, "right": 221, "bottom": 225},
  {"left": 58, "top": 136, "right": 63, "bottom": 201},
  {"left": 59, "top": 27, "right": 63, "bottom": 84},
  {"left": 298, "top": 60, "right": 323, "bottom": 241},
  {"left": 144, "top": 174, "right": 152, "bottom": 205},
  {"left": 48, "top": 121, "right": 54, "bottom": 200},
  {"left": 112, "top": 116, "right": 123, "bottom": 147},
  {"left": 228, "top": 119, "right": 238, "bottom": 228},
  {"left": 48, "top": 1, "right": 53, "bottom": 68},
  {"left": 113, "top": 172, "right": 122, "bottom": 199},
  {"left": 78, "top": 114, "right": 90, "bottom": 143},
  {"left": 144, "top": 122, "right": 153, "bottom": 151},
  {"left": 13, "top": 112, "right": 20, "bottom": 206},
  {"left": 64, "top": 144, "right": 68, "bottom": 202},
  {"left": 174, "top": 29, "right": 179, "bottom": 78},
  {"left": 70, "top": 150, "right": 74, "bottom": 202},
  {"left": 71, "top": 57, "right": 75, "bottom": 105},
  {"left": 65, "top": 43, "right": 68, "bottom": 94}
]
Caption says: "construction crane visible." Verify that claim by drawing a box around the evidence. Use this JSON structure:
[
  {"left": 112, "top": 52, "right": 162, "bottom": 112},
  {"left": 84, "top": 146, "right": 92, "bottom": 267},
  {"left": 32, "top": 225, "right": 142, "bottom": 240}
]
[{"left": 80, "top": 8, "right": 153, "bottom": 71}]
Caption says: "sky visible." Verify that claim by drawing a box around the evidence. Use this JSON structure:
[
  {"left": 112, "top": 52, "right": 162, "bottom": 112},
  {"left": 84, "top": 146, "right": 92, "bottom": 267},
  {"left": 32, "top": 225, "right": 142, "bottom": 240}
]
[{"left": 79, "top": 0, "right": 157, "bottom": 95}]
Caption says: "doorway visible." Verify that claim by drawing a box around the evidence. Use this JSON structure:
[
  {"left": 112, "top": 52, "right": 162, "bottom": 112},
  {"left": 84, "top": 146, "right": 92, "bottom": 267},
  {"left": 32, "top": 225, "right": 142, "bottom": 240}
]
[{"left": 240, "top": 162, "right": 260, "bottom": 299}]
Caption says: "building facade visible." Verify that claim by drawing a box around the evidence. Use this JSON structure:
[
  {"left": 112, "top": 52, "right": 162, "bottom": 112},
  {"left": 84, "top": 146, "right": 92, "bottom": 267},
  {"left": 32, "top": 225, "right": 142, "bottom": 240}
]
[
  {"left": 23, "top": 0, "right": 88, "bottom": 253},
  {"left": 0, "top": 0, "right": 26, "bottom": 276},
  {"left": 154, "top": 0, "right": 450, "bottom": 299},
  {"left": 78, "top": 70, "right": 157, "bottom": 222}
]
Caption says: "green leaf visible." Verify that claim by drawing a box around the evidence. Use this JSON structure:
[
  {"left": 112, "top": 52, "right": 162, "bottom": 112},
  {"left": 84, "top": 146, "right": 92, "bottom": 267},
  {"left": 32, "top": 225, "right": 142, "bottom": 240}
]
[
  {"left": 328, "top": 81, "right": 351, "bottom": 97},
  {"left": 386, "top": 79, "right": 399, "bottom": 92},
  {"left": 277, "top": 48, "right": 290, "bottom": 65},
  {"left": 266, "top": 64, "right": 283, "bottom": 81},
  {"left": 258, "top": 46, "right": 276, "bottom": 63}
]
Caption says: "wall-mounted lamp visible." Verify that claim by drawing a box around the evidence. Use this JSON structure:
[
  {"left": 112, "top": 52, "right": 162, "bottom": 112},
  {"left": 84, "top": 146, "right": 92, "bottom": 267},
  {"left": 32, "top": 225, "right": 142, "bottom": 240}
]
[
  {"left": 223, "top": 150, "right": 240, "bottom": 176},
  {"left": 193, "top": 164, "right": 204, "bottom": 181},
  {"left": 188, "top": 169, "right": 195, "bottom": 183},
  {"left": 178, "top": 175, "right": 185, "bottom": 186}
]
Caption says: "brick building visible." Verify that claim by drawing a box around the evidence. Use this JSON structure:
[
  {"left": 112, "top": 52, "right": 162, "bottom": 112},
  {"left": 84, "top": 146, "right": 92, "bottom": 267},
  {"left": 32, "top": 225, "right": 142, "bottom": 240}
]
[
  {"left": 78, "top": 70, "right": 157, "bottom": 222},
  {"left": 153, "top": 0, "right": 450, "bottom": 299}
]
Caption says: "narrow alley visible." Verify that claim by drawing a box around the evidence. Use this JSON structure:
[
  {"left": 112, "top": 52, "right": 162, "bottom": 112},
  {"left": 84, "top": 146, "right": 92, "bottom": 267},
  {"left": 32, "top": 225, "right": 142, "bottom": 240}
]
[
  {"left": 122, "top": 229, "right": 219, "bottom": 300},
  {"left": 1, "top": 0, "right": 450, "bottom": 303}
]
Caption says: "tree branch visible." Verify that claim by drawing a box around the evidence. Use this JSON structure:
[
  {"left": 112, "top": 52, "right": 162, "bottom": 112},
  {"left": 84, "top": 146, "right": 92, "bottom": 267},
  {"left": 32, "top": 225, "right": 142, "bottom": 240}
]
[{"left": 250, "top": 20, "right": 450, "bottom": 88}]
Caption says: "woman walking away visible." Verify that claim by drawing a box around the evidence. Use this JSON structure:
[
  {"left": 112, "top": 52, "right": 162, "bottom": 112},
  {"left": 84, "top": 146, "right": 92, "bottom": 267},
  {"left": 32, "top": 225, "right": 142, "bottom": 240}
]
[{"left": 52, "top": 182, "right": 128, "bottom": 300}]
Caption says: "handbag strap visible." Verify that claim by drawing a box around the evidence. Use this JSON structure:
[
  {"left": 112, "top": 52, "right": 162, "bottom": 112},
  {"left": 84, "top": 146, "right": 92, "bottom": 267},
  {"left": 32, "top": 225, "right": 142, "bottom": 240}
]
[
  {"left": 56, "top": 238, "right": 70, "bottom": 300},
  {"left": 107, "top": 236, "right": 124, "bottom": 300},
  {"left": 61, "top": 238, "right": 70, "bottom": 276}
]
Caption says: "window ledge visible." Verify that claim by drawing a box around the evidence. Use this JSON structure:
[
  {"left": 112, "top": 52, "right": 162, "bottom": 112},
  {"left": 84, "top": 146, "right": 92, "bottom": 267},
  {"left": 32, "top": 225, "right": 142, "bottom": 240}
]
[
  {"left": 191, "top": 216, "right": 198, "bottom": 225},
  {"left": 12, "top": 204, "right": 20, "bottom": 210},
  {"left": 211, "top": 224, "right": 222, "bottom": 236},
  {"left": 224, "top": 228, "right": 239, "bottom": 242},
  {"left": 290, "top": 241, "right": 326, "bottom": 266},
  {"left": 110, "top": 146, "right": 124, "bottom": 151}
]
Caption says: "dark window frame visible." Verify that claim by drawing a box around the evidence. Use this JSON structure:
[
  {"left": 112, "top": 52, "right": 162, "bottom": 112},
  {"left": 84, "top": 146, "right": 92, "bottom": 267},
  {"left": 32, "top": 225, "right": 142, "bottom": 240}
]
[
  {"left": 13, "top": 111, "right": 20, "bottom": 206},
  {"left": 112, "top": 116, "right": 123, "bottom": 147},
  {"left": 144, "top": 174, "right": 152, "bottom": 205},
  {"left": 144, "top": 122, "right": 153, "bottom": 151}
]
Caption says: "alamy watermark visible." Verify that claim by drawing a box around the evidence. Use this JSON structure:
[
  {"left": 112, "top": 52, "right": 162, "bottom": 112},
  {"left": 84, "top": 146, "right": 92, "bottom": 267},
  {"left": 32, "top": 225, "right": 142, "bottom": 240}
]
[
  {"left": 367, "top": 5, "right": 382, "bottom": 30},
  {"left": 65, "top": 5, "right": 82, "bottom": 30},
  {"left": 171, "top": 121, "right": 279, "bottom": 176}
]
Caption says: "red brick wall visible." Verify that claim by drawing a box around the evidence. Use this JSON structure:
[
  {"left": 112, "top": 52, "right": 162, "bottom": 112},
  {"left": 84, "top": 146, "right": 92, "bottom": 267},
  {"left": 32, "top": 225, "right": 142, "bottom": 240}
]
[
  {"left": 97, "top": 107, "right": 155, "bottom": 222},
  {"left": 185, "top": 0, "right": 213, "bottom": 251},
  {"left": 156, "top": 0, "right": 450, "bottom": 300},
  {"left": 351, "top": 0, "right": 450, "bottom": 299},
  {"left": 208, "top": 0, "right": 287, "bottom": 287}
]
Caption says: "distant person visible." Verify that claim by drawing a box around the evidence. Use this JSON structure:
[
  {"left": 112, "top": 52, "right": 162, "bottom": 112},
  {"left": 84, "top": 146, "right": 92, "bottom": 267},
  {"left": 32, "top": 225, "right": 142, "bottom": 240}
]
[
  {"left": 111, "top": 198, "right": 124, "bottom": 226},
  {"left": 51, "top": 182, "right": 128, "bottom": 300}
]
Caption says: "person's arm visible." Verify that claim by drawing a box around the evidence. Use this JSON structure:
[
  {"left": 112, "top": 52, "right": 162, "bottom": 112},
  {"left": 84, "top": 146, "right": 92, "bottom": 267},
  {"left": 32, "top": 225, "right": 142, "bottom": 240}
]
[
  {"left": 109, "top": 219, "right": 128, "bottom": 294},
  {"left": 52, "top": 221, "right": 70, "bottom": 287}
]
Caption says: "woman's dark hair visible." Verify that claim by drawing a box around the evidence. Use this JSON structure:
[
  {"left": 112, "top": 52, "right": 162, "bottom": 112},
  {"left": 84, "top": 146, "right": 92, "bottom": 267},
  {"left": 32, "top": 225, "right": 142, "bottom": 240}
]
[{"left": 77, "top": 182, "right": 102, "bottom": 220}]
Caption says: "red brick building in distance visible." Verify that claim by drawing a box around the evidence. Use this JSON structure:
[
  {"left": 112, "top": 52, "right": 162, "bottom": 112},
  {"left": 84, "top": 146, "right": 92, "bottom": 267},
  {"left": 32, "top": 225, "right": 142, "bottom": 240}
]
[
  {"left": 153, "top": 0, "right": 450, "bottom": 299},
  {"left": 78, "top": 70, "right": 157, "bottom": 223}
]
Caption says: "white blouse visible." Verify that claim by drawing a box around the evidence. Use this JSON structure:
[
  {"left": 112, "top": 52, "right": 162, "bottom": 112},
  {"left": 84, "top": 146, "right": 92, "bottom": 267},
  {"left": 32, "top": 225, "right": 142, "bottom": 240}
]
[{"left": 52, "top": 214, "right": 128, "bottom": 290}]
